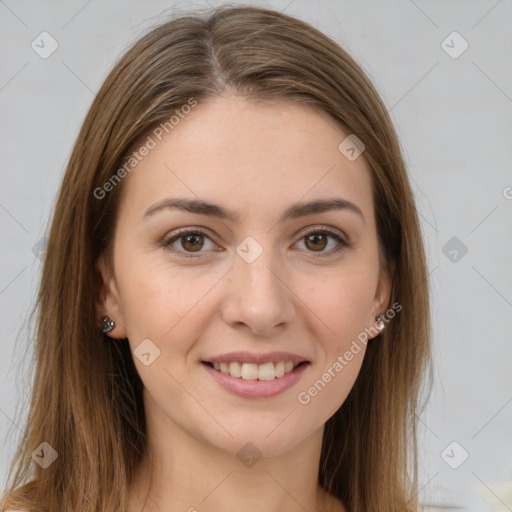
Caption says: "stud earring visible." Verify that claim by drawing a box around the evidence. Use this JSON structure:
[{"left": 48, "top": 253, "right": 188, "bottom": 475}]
[
  {"left": 101, "top": 316, "right": 115, "bottom": 334},
  {"left": 376, "top": 316, "right": 386, "bottom": 331}
]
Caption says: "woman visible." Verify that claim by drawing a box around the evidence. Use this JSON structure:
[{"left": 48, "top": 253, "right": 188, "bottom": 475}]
[{"left": 1, "top": 5, "right": 432, "bottom": 512}]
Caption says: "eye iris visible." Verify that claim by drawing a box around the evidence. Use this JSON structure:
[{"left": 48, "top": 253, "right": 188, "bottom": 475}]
[
  {"left": 182, "top": 233, "right": 204, "bottom": 252},
  {"left": 305, "top": 233, "right": 327, "bottom": 251}
]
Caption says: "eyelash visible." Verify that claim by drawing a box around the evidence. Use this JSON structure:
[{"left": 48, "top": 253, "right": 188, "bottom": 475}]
[{"left": 160, "top": 226, "right": 349, "bottom": 259}]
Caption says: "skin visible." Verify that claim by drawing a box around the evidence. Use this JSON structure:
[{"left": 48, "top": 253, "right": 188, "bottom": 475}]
[{"left": 96, "top": 90, "right": 392, "bottom": 512}]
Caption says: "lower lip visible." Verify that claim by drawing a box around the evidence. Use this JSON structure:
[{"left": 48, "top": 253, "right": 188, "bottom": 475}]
[{"left": 201, "top": 362, "right": 310, "bottom": 399}]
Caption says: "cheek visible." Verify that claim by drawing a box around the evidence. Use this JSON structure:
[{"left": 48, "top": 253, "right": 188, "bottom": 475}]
[
  {"left": 301, "top": 265, "right": 378, "bottom": 346},
  {"left": 115, "top": 250, "right": 224, "bottom": 349},
  {"left": 294, "top": 274, "right": 372, "bottom": 422},
  {"left": 297, "top": 351, "right": 364, "bottom": 421}
]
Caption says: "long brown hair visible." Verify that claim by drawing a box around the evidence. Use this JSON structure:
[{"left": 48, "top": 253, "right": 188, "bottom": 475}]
[{"left": 1, "top": 5, "right": 432, "bottom": 511}]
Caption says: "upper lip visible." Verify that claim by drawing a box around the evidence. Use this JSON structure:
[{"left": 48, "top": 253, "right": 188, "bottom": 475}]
[{"left": 202, "top": 351, "right": 309, "bottom": 365}]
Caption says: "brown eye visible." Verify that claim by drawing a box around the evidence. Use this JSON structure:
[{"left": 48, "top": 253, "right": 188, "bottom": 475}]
[
  {"left": 297, "top": 228, "right": 349, "bottom": 257},
  {"left": 180, "top": 233, "right": 205, "bottom": 252},
  {"left": 161, "top": 228, "right": 218, "bottom": 258},
  {"left": 304, "top": 233, "right": 328, "bottom": 252}
]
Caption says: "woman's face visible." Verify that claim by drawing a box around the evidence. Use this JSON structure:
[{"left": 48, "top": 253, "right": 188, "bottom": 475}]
[{"left": 97, "top": 91, "right": 391, "bottom": 458}]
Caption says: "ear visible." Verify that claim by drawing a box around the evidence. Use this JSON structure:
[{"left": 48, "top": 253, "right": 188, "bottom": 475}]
[
  {"left": 94, "top": 254, "right": 127, "bottom": 339},
  {"left": 367, "top": 259, "right": 395, "bottom": 340}
]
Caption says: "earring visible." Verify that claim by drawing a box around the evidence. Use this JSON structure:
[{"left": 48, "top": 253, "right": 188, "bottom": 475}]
[
  {"left": 101, "top": 316, "right": 115, "bottom": 334},
  {"left": 376, "top": 316, "right": 386, "bottom": 331}
]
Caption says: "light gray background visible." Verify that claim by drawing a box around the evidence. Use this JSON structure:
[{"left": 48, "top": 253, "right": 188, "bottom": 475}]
[{"left": 1, "top": 1, "right": 511, "bottom": 510}]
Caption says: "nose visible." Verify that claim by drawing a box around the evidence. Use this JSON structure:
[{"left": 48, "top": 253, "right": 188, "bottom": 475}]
[{"left": 220, "top": 244, "right": 295, "bottom": 337}]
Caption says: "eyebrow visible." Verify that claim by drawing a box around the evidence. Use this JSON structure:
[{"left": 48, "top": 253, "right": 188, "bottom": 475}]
[{"left": 143, "top": 197, "right": 365, "bottom": 224}]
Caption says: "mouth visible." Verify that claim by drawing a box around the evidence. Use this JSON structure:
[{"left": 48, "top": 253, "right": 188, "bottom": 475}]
[
  {"left": 201, "top": 360, "right": 309, "bottom": 381},
  {"left": 201, "top": 359, "right": 311, "bottom": 399}
]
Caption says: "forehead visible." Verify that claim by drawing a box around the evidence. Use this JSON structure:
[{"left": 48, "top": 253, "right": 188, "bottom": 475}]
[{"left": 118, "top": 93, "right": 375, "bottom": 226}]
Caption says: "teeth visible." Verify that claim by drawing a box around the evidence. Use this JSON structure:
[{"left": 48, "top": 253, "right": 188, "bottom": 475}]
[
  {"left": 241, "top": 363, "right": 258, "bottom": 380},
  {"left": 212, "top": 361, "right": 301, "bottom": 380},
  {"left": 258, "top": 362, "right": 275, "bottom": 381},
  {"left": 229, "top": 361, "right": 242, "bottom": 378}
]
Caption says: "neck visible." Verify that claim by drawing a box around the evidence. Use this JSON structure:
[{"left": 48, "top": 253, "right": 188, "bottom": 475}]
[{"left": 126, "top": 409, "right": 344, "bottom": 512}]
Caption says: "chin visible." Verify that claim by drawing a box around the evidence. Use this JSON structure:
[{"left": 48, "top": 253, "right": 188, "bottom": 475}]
[{"left": 210, "top": 415, "right": 316, "bottom": 460}]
